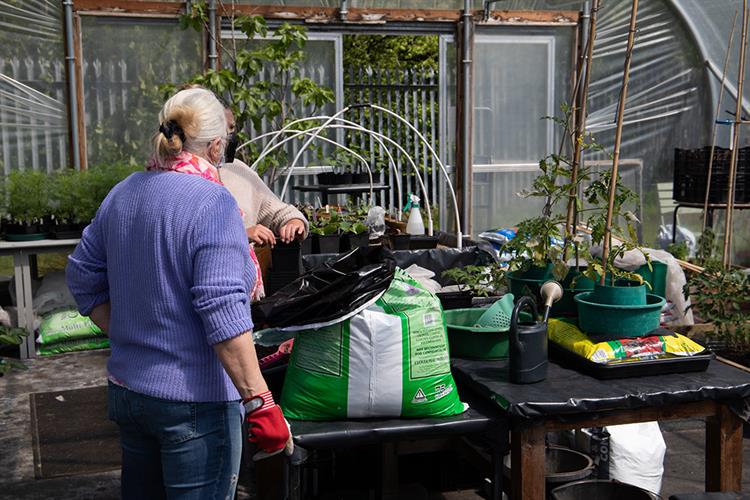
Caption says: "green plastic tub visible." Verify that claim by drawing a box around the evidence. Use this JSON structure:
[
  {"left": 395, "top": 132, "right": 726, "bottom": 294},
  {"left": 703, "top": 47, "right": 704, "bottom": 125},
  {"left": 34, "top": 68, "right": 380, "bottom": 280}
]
[
  {"left": 444, "top": 308, "right": 509, "bottom": 360},
  {"left": 635, "top": 261, "right": 668, "bottom": 298},
  {"left": 590, "top": 281, "right": 646, "bottom": 306},
  {"left": 508, "top": 267, "right": 594, "bottom": 317},
  {"left": 574, "top": 292, "right": 666, "bottom": 338}
]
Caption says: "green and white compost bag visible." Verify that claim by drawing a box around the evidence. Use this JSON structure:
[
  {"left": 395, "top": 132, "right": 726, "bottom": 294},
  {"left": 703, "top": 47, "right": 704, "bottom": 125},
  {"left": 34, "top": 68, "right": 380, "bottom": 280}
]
[{"left": 281, "top": 268, "right": 466, "bottom": 420}]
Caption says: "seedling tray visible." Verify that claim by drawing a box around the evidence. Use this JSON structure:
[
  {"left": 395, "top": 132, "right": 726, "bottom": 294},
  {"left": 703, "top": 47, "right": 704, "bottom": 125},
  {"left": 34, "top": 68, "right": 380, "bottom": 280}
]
[{"left": 549, "top": 340, "right": 714, "bottom": 379}]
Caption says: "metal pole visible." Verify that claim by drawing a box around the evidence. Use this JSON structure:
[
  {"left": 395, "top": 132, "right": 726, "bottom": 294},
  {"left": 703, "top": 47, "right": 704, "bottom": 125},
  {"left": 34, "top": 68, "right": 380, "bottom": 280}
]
[
  {"left": 460, "top": 0, "right": 474, "bottom": 237},
  {"left": 63, "top": 0, "right": 80, "bottom": 170},
  {"left": 600, "top": 0, "right": 638, "bottom": 285},
  {"left": 565, "top": 0, "right": 600, "bottom": 239},
  {"left": 208, "top": 0, "right": 218, "bottom": 71},
  {"left": 723, "top": 0, "right": 749, "bottom": 269}
]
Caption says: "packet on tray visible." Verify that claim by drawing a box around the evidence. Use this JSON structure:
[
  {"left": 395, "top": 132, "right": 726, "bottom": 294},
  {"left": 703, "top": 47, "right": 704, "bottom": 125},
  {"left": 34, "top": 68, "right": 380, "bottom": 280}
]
[{"left": 548, "top": 318, "right": 706, "bottom": 364}]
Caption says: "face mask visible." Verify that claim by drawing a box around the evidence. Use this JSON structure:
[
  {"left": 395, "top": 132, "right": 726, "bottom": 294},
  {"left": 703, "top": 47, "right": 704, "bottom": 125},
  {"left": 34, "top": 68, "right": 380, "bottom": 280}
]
[{"left": 224, "top": 132, "right": 239, "bottom": 164}]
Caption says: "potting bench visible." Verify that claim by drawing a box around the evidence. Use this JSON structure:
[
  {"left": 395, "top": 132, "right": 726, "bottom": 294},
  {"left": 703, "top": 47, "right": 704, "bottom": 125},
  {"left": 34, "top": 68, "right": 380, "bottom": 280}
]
[
  {"left": 452, "top": 358, "right": 750, "bottom": 500},
  {"left": 0, "top": 238, "right": 81, "bottom": 358}
]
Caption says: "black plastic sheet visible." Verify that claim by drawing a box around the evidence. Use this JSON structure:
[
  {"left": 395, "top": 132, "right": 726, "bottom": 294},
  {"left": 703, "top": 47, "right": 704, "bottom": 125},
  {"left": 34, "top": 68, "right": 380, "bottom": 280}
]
[
  {"left": 452, "top": 358, "right": 750, "bottom": 422},
  {"left": 252, "top": 246, "right": 395, "bottom": 329}
]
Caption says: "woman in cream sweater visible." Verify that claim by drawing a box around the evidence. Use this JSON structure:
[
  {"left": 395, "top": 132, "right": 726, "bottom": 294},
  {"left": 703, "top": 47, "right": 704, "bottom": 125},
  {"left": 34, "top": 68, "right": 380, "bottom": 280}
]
[{"left": 220, "top": 109, "right": 309, "bottom": 247}]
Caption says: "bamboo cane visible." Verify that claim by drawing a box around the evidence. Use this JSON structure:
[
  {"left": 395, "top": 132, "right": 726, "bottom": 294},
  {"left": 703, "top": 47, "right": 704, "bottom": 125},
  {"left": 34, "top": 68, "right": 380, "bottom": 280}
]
[
  {"left": 703, "top": 9, "right": 739, "bottom": 233},
  {"left": 723, "top": 0, "right": 749, "bottom": 269},
  {"left": 565, "top": 0, "right": 601, "bottom": 239},
  {"left": 600, "top": 0, "right": 639, "bottom": 285}
]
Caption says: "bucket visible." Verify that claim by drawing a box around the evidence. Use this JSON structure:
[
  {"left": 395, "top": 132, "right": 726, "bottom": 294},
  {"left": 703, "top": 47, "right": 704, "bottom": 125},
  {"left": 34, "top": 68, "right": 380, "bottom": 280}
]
[
  {"left": 634, "top": 261, "right": 668, "bottom": 298},
  {"left": 550, "top": 479, "right": 660, "bottom": 500},
  {"left": 444, "top": 308, "right": 509, "bottom": 359},
  {"left": 590, "top": 281, "right": 647, "bottom": 306},
  {"left": 504, "top": 446, "right": 594, "bottom": 487}
]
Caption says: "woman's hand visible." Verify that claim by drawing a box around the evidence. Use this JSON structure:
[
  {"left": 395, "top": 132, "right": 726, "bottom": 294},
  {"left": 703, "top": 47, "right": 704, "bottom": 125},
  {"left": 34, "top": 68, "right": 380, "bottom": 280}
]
[
  {"left": 247, "top": 224, "right": 276, "bottom": 247},
  {"left": 278, "top": 219, "right": 306, "bottom": 243}
]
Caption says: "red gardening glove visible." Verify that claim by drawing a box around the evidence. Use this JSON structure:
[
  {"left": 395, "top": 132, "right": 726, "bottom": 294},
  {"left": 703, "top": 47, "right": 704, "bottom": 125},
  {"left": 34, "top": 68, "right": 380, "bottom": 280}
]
[{"left": 244, "top": 391, "right": 293, "bottom": 461}]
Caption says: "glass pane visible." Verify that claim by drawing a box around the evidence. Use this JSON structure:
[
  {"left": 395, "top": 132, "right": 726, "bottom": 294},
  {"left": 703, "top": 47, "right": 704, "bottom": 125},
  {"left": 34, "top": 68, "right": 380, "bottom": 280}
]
[
  {"left": 81, "top": 17, "right": 203, "bottom": 167},
  {"left": 471, "top": 27, "right": 574, "bottom": 232},
  {"left": 0, "top": 1, "right": 67, "bottom": 172}
]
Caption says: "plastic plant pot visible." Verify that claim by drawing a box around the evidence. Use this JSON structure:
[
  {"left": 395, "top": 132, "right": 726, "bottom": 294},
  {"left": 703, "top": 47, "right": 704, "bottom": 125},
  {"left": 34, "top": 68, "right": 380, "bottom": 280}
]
[
  {"left": 331, "top": 173, "right": 353, "bottom": 185},
  {"left": 550, "top": 479, "right": 659, "bottom": 500},
  {"left": 341, "top": 231, "right": 370, "bottom": 251},
  {"left": 551, "top": 268, "right": 596, "bottom": 317},
  {"left": 634, "top": 260, "right": 668, "bottom": 299},
  {"left": 352, "top": 173, "right": 370, "bottom": 184},
  {"left": 50, "top": 223, "right": 84, "bottom": 239},
  {"left": 444, "top": 307, "right": 510, "bottom": 359},
  {"left": 507, "top": 264, "right": 554, "bottom": 301},
  {"left": 314, "top": 234, "right": 341, "bottom": 254},
  {"left": 409, "top": 235, "right": 439, "bottom": 250},
  {"left": 301, "top": 236, "right": 313, "bottom": 255},
  {"left": 590, "top": 280, "right": 647, "bottom": 306},
  {"left": 437, "top": 291, "right": 473, "bottom": 310},
  {"left": 386, "top": 233, "right": 411, "bottom": 250},
  {"left": 271, "top": 240, "right": 303, "bottom": 273},
  {"left": 4, "top": 222, "right": 49, "bottom": 241},
  {"left": 574, "top": 292, "right": 666, "bottom": 338},
  {"left": 316, "top": 172, "right": 336, "bottom": 185}
]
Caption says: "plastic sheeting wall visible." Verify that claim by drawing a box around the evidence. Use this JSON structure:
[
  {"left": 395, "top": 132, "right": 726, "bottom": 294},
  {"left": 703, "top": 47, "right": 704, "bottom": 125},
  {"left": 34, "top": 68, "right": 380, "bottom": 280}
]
[
  {"left": 80, "top": 17, "right": 203, "bottom": 167},
  {"left": 0, "top": 0, "right": 68, "bottom": 173}
]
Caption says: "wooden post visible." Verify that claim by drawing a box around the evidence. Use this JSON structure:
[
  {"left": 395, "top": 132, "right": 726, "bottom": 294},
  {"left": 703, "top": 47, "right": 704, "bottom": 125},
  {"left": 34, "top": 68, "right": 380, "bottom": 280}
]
[
  {"left": 565, "top": 0, "right": 601, "bottom": 239},
  {"left": 705, "top": 404, "right": 743, "bottom": 491},
  {"left": 599, "top": 0, "right": 639, "bottom": 285},
  {"left": 703, "top": 9, "right": 739, "bottom": 233},
  {"left": 511, "top": 422, "right": 546, "bottom": 500},
  {"left": 723, "top": 0, "right": 749, "bottom": 269}
]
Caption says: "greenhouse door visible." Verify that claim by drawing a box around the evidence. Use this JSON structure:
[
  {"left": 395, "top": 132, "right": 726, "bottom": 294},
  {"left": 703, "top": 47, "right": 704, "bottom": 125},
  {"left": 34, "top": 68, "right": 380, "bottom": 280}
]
[{"left": 471, "top": 29, "right": 575, "bottom": 233}]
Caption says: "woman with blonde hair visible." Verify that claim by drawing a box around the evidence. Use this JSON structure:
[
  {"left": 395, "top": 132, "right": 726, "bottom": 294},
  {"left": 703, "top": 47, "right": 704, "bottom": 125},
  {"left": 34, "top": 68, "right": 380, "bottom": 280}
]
[{"left": 66, "top": 87, "right": 291, "bottom": 500}]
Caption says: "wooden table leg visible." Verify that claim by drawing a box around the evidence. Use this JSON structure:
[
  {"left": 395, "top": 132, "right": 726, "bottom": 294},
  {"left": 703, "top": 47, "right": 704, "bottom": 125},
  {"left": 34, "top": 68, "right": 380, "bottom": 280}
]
[
  {"left": 511, "top": 421, "right": 546, "bottom": 500},
  {"left": 706, "top": 403, "right": 743, "bottom": 491}
]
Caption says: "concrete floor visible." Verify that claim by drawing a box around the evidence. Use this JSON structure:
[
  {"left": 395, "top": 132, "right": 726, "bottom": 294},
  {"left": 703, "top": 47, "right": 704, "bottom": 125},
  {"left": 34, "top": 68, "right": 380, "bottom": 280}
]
[{"left": 1, "top": 350, "right": 749, "bottom": 499}]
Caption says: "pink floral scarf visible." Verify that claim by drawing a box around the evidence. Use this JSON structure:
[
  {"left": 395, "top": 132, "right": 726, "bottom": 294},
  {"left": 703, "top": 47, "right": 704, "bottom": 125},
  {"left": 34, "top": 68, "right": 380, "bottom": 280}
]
[{"left": 147, "top": 152, "right": 265, "bottom": 301}]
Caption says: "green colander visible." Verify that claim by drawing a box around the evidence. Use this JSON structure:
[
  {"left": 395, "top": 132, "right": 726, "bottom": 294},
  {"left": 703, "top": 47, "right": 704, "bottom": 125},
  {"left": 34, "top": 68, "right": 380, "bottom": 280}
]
[{"left": 475, "top": 293, "right": 515, "bottom": 330}]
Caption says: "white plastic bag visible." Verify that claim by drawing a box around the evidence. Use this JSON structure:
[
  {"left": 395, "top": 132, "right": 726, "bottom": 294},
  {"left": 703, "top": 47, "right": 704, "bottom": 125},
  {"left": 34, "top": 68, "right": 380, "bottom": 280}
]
[
  {"left": 365, "top": 206, "right": 386, "bottom": 239},
  {"left": 607, "top": 421, "right": 666, "bottom": 494}
]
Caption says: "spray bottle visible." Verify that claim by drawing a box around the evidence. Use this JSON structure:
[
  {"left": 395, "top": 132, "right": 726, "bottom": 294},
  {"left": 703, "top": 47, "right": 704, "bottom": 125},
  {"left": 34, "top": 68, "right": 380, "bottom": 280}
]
[{"left": 404, "top": 193, "right": 426, "bottom": 235}]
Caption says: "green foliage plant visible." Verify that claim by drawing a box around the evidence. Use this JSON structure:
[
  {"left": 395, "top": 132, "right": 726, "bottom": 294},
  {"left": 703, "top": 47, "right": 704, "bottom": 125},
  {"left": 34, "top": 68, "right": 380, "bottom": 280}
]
[
  {"left": 0, "top": 326, "right": 29, "bottom": 375},
  {"left": 442, "top": 265, "right": 505, "bottom": 297},
  {"left": 2, "top": 170, "right": 50, "bottom": 225},
  {"left": 179, "top": 5, "right": 335, "bottom": 178}
]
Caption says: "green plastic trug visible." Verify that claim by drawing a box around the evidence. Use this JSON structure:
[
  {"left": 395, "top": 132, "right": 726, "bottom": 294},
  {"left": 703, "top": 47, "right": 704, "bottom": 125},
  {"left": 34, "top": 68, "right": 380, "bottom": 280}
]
[
  {"left": 574, "top": 292, "right": 666, "bottom": 338},
  {"left": 590, "top": 281, "right": 647, "bottom": 306}
]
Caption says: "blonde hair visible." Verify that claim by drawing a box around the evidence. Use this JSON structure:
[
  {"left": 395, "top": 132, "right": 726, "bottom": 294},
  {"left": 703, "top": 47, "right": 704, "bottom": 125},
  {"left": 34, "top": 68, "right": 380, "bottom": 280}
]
[{"left": 152, "top": 87, "right": 227, "bottom": 165}]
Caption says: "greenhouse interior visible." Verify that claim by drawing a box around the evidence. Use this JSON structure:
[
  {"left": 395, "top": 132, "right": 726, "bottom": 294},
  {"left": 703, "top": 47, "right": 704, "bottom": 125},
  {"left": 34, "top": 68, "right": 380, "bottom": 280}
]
[{"left": 3, "top": 0, "right": 750, "bottom": 499}]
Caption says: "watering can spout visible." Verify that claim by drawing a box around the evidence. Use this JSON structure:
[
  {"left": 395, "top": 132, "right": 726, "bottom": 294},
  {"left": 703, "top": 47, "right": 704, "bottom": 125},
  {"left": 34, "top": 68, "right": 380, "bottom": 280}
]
[{"left": 540, "top": 280, "right": 563, "bottom": 322}]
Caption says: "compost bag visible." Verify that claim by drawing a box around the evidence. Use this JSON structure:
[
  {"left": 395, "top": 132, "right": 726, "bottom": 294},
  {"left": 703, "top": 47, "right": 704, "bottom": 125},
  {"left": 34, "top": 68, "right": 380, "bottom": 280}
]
[
  {"left": 252, "top": 247, "right": 396, "bottom": 329},
  {"left": 281, "top": 268, "right": 466, "bottom": 420}
]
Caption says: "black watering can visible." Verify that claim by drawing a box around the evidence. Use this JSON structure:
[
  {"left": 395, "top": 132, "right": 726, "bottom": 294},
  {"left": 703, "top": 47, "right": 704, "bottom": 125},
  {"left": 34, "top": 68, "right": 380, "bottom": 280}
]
[{"left": 509, "top": 281, "right": 563, "bottom": 384}]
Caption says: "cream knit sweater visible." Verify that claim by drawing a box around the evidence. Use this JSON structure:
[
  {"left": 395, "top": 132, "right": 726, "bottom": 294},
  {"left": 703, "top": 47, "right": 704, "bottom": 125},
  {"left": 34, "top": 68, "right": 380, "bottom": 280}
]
[{"left": 219, "top": 159, "right": 309, "bottom": 236}]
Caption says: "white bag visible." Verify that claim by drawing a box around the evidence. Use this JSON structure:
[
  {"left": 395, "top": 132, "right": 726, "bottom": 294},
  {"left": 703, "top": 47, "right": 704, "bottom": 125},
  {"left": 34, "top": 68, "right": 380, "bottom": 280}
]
[{"left": 607, "top": 421, "right": 666, "bottom": 494}]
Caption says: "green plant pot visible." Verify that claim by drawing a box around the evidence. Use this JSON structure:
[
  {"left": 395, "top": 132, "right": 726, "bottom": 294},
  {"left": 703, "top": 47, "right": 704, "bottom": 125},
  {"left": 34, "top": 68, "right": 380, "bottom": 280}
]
[
  {"left": 590, "top": 280, "right": 647, "bottom": 306},
  {"left": 574, "top": 292, "right": 665, "bottom": 338},
  {"left": 634, "top": 261, "right": 668, "bottom": 298},
  {"left": 507, "top": 264, "right": 553, "bottom": 300},
  {"left": 444, "top": 308, "right": 509, "bottom": 359},
  {"left": 551, "top": 269, "right": 596, "bottom": 317}
]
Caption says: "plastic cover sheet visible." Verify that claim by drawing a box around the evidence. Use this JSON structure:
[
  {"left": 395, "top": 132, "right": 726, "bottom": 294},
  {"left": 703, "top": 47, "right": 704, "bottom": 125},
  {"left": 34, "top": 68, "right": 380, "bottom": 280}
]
[
  {"left": 452, "top": 357, "right": 750, "bottom": 422},
  {"left": 0, "top": 0, "right": 68, "bottom": 173},
  {"left": 80, "top": 17, "right": 202, "bottom": 166}
]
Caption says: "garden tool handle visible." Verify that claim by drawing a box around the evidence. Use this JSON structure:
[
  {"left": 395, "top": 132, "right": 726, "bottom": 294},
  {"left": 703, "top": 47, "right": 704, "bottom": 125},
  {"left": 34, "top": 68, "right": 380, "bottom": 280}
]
[{"left": 510, "top": 296, "right": 539, "bottom": 343}]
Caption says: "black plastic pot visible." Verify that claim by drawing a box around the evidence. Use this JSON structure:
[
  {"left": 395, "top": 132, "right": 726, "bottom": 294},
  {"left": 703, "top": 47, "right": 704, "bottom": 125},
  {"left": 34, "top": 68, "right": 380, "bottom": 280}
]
[
  {"left": 301, "top": 236, "right": 313, "bottom": 255},
  {"left": 50, "top": 223, "right": 84, "bottom": 239},
  {"left": 319, "top": 173, "right": 353, "bottom": 185},
  {"left": 437, "top": 290, "right": 473, "bottom": 310},
  {"left": 316, "top": 172, "right": 336, "bottom": 185},
  {"left": 4, "top": 222, "right": 49, "bottom": 241},
  {"left": 271, "top": 240, "right": 303, "bottom": 274},
  {"left": 314, "top": 234, "right": 341, "bottom": 254},
  {"left": 341, "top": 231, "right": 370, "bottom": 252},
  {"left": 385, "top": 233, "right": 411, "bottom": 250},
  {"left": 409, "top": 235, "right": 439, "bottom": 250}
]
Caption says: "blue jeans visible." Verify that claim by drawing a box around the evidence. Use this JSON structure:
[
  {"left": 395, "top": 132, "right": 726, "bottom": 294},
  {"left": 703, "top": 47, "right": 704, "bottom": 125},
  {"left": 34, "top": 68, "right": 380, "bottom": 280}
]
[{"left": 107, "top": 381, "right": 243, "bottom": 500}]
